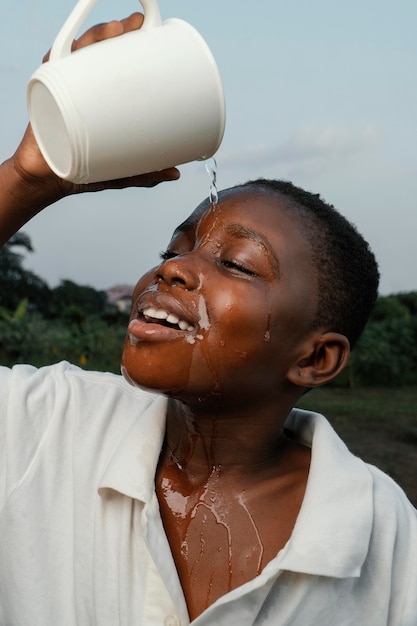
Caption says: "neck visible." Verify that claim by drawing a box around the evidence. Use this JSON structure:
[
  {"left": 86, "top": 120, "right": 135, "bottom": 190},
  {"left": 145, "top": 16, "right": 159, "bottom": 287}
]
[
  {"left": 162, "top": 395, "right": 297, "bottom": 482},
  {"left": 156, "top": 394, "right": 311, "bottom": 621}
]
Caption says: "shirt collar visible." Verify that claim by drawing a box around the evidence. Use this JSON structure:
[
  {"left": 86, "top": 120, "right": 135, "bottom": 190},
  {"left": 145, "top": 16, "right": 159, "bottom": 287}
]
[
  {"left": 274, "top": 409, "right": 374, "bottom": 578},
  {"left": 98, "top": 398, "right": 374, "bottom": 579},
  {"left": 98, "top": 393, "right": 168, "bottom": 503}
]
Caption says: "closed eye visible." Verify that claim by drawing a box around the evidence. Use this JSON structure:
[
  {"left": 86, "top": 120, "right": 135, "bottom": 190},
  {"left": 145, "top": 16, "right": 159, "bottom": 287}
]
[
  {"left": 159, "top": 250, "right": 178, "bottom": 261},
  {"left": 220, "top": 259, "right": 258, "bottom": 277},
  {"left": 160, "top": 251, "right": 258, "bottom": 277}
]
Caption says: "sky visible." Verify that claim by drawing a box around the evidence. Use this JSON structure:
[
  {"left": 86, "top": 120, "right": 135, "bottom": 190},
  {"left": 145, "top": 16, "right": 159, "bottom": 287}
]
[{"left": 1, "top": 0, "right": 416, "bottom": 295}]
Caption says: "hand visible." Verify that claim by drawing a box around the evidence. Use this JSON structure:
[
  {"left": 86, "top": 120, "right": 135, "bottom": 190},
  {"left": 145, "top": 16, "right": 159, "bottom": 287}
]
[{"left": 12, "top": 13, "right": 180, "bottom": 202}]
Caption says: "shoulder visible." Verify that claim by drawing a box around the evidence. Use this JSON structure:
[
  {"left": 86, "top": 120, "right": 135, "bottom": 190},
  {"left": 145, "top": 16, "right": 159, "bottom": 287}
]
[
  {"left": 0, "top": 360, "right": 155, "bottom": 402},
  {"left": 288, "top": 407, "right": 416, "bottom": 531},
  {"left": 0, "top": 362, "right": 164, "bottom": 506},
  {"left": 287, "top": 408, "right": 417, "bottom": 617},
  {"left": 0, "top": 360, "right": 160, "bottom": 445},
  {"left": 367, "top": 462, "right": 417, "bottom": 530},
  {"left": 365, "top": 464, "right": 417, "bottom": 620}
]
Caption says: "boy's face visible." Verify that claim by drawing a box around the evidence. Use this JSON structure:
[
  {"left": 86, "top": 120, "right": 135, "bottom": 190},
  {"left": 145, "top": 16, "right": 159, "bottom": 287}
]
[{"left": 122, "top": 188, "right": 318, "bottom": 406}]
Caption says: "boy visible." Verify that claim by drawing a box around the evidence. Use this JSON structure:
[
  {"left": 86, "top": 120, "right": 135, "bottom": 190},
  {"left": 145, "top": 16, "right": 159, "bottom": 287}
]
[{"left": 1, "top": 14, "right": 416, "bottom": 626}]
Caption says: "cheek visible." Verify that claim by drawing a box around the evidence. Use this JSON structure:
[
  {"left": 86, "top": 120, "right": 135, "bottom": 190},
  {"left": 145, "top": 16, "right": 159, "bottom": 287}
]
[
  {"left": 203, "top": 285, "right": 273, "bottom": 363},
  {"left": 205, "top": 282, "right": 310, "bottom": 383}
]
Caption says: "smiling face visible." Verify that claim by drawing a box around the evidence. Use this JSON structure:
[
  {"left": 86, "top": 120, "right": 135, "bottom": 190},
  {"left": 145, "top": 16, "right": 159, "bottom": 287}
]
[{"left": 121, "top": 188, "right": 319, "bottom": 408}]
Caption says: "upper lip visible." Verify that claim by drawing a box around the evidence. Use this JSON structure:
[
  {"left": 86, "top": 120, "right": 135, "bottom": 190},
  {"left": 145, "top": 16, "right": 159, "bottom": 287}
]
[{"left": 134, "top": 292, "right": 199, "bottom": 332}]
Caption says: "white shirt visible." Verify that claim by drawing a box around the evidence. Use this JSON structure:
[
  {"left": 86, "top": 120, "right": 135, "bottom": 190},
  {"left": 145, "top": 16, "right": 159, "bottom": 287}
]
[{"left": 0, "top": 362, "right": 416, "bottom": 626}]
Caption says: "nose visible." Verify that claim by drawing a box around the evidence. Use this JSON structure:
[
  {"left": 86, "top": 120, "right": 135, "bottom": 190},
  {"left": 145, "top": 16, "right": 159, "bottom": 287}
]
[{"left": 156, "top": 254, "right": 200, "bottom": 290}]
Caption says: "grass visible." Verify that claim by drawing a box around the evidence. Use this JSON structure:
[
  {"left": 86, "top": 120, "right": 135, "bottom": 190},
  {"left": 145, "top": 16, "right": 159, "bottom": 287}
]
[{"left": 297, "top": 386, "right": 417, "bottom": 507}]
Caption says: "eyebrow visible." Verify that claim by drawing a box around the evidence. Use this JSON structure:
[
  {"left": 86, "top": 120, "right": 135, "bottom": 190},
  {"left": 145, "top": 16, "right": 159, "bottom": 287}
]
[
  {"left": 224, "top": 223, "right": 280, "bottom": 277},
  {"left": 173, "top": 220, "right": 281, "bottom": 278}
]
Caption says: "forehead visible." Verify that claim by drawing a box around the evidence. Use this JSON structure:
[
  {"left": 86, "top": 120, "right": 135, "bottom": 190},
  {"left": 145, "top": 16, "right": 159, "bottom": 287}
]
[
  {"left": 169, "top": 187, "right": 319, "bottom": 326},
  {"left": 174, "top": 188, "right": 310, "bottom": 257}
]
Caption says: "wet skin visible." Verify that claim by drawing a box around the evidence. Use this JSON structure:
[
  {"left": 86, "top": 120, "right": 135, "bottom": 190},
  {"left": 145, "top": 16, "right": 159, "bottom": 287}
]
[
  {"left": 121, "top": 188, "right": 323, "bottom": 619},
  {"left": 122, "top": 188, "right": 319, "bottom": 406}
]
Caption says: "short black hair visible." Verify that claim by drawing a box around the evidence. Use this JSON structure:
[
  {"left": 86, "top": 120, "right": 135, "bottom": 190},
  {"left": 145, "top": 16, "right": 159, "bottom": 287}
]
[{"left": 231, "top": 178, "right": 380, "bottom": 349}]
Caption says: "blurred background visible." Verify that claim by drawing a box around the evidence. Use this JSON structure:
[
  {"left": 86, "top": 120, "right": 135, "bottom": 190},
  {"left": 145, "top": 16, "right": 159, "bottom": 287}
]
[{"left": 1, "top": 0, "right": 416, "bottom": 294}]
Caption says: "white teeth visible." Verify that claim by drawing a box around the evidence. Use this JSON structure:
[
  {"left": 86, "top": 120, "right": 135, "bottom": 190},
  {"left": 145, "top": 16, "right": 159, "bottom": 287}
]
[
  {"left": 143, "top": 307, "right": 194, "bottom": 331},
  {"left": 167, "top": 313, "right": 180, "bottom": 324},
  {"left": 147, "top": 307, "right": 167, "bottom": 320}
]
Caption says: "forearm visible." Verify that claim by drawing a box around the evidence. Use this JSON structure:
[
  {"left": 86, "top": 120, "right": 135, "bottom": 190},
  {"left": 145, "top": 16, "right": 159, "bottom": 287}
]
[
  {"left": 0, "top": 141, "right": 179, "bottom": 248},
  {"left": 0, "top": 155, "right": 64, "bottom": 246}
]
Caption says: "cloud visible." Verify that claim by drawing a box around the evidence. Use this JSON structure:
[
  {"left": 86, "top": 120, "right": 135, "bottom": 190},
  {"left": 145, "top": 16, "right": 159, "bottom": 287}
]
[
  {"left": 219, "top": 123, "right": 383, "bottom": 177},
  {"left": 284, "top": 123, "right": 382, "bottom": 160}
]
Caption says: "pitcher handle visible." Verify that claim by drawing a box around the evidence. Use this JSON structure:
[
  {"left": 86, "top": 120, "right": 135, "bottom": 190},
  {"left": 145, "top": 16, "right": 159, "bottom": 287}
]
[{"left": 49, "top": 0, "right": 162, "bottom": 61}]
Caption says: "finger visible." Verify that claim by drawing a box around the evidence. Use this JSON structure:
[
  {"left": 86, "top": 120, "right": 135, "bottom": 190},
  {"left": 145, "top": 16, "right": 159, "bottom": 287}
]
[
  {"left": 73, "top": 167, "right": 181, "bottom": 194},
  {"left": 120, "top": 12, "right": 145, "bottom": 33},
  {"left": 75, "top": 12, "right": 144, "bottom": 50},
  {"left": 74, "top": 20, "right": 123, "bottom": 50},
  {"left": 42, "top": 21, "right": 122, "bottom": 60},
  {"left": 129, "top": 167, "right": 181, "bottom": 188},
  {"left": 44, "top": 13, "right": 145, "bottom": 60}
]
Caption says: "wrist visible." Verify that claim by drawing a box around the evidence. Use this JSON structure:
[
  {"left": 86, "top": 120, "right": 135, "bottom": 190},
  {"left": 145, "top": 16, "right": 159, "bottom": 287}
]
[{"left": 11, "top": 152, "right": 67, "bottom": 208}]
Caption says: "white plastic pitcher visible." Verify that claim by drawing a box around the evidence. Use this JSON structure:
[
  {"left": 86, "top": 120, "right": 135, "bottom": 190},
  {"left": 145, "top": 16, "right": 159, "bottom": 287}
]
[{"left": 27, "top": 0, "right": 226, "bottom": 184}]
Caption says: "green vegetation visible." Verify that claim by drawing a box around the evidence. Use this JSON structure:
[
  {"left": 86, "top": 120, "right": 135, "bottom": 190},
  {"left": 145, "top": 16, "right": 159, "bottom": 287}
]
[
  {"left": 344, "top": 293, "right": 417, "bottom": 387},
  {"left": 0, "top": 308, "right": 128, "bottom": 372},
  {"left": 1, "top": 232, "right": 417, "bottom": 383},
  {"left": 1, "top": 233, "right": 416, "bottom": 505},
  {"left": 0, "top": 233, "right": 128, "bottom": 373}
]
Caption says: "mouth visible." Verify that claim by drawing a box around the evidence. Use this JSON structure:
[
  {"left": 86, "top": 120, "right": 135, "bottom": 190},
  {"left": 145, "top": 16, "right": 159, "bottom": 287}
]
[
  {"left": 140, "top": 306, "right": 196, "bottom": 332},
  {"left": 126, "top": 297, "right": 199, "bottom": 344}
]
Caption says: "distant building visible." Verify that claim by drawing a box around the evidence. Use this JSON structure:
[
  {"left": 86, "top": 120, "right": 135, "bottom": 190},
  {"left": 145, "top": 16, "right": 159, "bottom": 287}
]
[{"left": 106, "top": 284, "right": 134, "bottom": 313}]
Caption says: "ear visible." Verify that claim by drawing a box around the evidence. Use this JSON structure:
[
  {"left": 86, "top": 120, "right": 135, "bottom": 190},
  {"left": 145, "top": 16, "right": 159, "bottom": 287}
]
[{"left": 286, "top": 332, "right": 350, "bottom": 388}]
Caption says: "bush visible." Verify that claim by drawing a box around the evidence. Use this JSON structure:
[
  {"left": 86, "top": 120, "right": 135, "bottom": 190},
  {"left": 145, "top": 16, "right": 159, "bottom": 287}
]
[{"left": 0, "top": 310, "right": 128, "bottom": 374}]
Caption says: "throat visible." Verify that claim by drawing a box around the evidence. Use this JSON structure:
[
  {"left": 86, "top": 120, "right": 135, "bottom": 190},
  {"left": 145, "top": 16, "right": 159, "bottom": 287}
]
[
  {"left": 155, "top": 460, "right": 266, "bottom": 620},
  {"left": 164, "top": 399, "right": 289, "bottom": 477},
  {"left": 155, "top": 437, "right": 310, "bottom": 621}
]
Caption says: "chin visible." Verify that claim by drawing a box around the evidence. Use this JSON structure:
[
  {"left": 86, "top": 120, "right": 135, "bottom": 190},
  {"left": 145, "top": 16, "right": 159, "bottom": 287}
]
[
  {"left": 120, "top": 338, "right": 227, "bottom": 404},
  {"left": 120, "top": 358, "right": 187, "bottom": 397}
]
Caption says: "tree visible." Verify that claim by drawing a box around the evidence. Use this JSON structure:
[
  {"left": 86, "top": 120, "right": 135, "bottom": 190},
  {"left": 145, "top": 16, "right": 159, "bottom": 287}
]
[
  {"left": 0, "top": 232, "right": 50, "bottom": 312},
  {"left": 350, "top": 295, "right": 417, "bottom": 386},
  {"left": 48, "top": 279, "right": 107, "bottom": 320}
]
